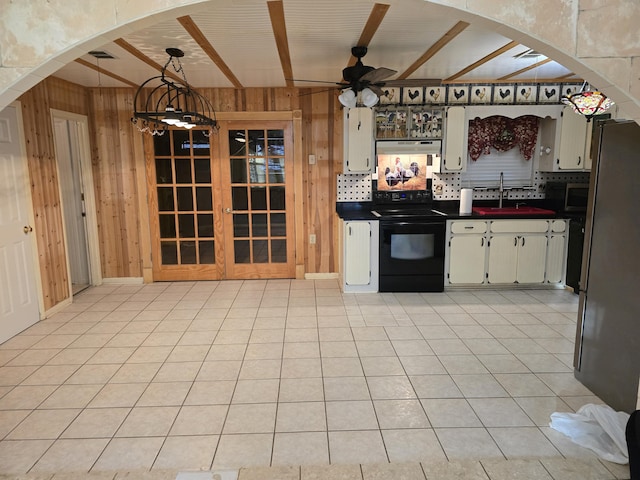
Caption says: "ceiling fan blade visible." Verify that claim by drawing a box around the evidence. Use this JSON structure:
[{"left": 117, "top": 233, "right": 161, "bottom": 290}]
[
  {"left": 368, "top": 85, "right": 385, "bottom": 97},
  {"left": 286, "top": 79, "right": 347, "bottom": 86},
  {"left": 359, "top": 67, "right": 397, "bottom": 83},
  {"left": 297, "top": 87, "right": 342, "bottom": 96}
]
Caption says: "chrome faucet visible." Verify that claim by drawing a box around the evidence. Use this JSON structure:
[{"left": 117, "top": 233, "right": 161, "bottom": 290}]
[{"left": 499, "top": 172, "right": 504, "bottom": 208}]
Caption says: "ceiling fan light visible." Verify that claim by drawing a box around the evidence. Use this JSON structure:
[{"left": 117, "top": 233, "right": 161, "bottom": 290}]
[
  {"left": 361, "top": 88, "right": 379, "bottom": 107},
  {"left": 338, "top": 89, "right": 357, "bottom": 108}
]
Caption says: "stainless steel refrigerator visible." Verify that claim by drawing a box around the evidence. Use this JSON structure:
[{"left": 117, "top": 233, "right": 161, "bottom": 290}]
[{"left": 574, "top": 119, "right": 640, "bottom": 413}]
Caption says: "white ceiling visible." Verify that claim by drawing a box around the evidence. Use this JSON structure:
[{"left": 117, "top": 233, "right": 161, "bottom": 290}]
[{"left": 52, "top": 0, "right": 577, "bottom": 91}]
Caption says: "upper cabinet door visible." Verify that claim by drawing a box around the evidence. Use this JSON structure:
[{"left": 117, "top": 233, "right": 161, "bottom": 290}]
[
  {"left": 344, "top": 107, "right": 374, "bottom": 173},
  {"left": 442, "top": 106, "right": 467, "bottom": 172},
  {"left": 558, "top": 106, "right": 588, "bottom": 170}
]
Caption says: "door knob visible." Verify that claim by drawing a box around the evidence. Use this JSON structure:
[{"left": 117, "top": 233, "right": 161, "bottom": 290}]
[{"left": 23, "top": 225, "right": 33, "bottom": 234}]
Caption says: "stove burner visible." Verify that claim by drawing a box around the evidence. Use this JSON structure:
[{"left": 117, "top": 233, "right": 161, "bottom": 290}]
[{"left": 371, "top": 208, "right": 447, "bottom": 219}]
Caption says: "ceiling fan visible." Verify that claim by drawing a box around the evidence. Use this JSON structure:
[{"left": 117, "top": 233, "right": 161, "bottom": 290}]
[{"left": 291, "top": 46, "right": 440, "bottom": 108}]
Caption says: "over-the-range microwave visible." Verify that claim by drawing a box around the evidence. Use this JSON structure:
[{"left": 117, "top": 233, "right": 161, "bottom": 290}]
[{"left": 374, "top": 140, "right": 441, "bottom": 192}]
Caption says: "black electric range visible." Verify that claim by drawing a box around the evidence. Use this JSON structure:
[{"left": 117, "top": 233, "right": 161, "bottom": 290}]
[
  {"left": 372, "top": 190, "right": 447, "bottom": 293},
  {"left": 371, "top": 190, "right": 446, "bottom": 219}
]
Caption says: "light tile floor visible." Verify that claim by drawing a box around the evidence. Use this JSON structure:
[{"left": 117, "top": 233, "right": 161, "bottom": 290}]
[{"left": 0, "top": 279, "right": 630, "bottom": 479}]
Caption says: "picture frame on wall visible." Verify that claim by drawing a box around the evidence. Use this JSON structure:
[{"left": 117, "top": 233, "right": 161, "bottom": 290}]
[
  {"left": 402, "top": 87, "right": 424, "bottom": 105},
  {"left": 515, "top": 84, "right": 538, "bottom": 103},
  {"left": 493, "top": 85, "right": 515, "bottom": 104},
  {"left": 539, "top": 84, "right": 561, "bottom": 103},
  {"left": 424, "top": 86, "right": 445, "bottom": 104},
  {"left": 378, "top": 87, "right": 400, "bottom": 105},
  {"left": 409, "top": 108, "right": 443, "bottom": 139},
  {"left": 375, "top": 107, "right": 408, "bottom": 139},
  {"left": 470, "top": 85, "right": 492, "bottom": 104},
  {"left": 447, "top": 85, "right": 469, "bottom": 104}
]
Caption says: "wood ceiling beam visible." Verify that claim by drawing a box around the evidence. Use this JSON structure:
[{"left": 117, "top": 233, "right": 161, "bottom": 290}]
[
  {"left": 497, "top": 57, "right": 552, "bottom": 80},
  {"left": 177, "top": 15, "right": 243, "bottom": 89},
  {"left": 267, "top": 0, "right": 294, "bottom": 88},
  {"left": 74, "top": 58, "right": 138, "bottom": 88},
  {"left": 444, "top": 40, "right": 519, "bottom": 82},
  {"left": 397, "top": 20, "right": 469, "bottom": 80},
  {"left": 345, "top": 3, "right": 390, "bottom": 69},
  {"left": 113, "top": 38, "right": 183, "bottom": 84},
  {"left": 441, "top": 77, "right": 583, "bottom": 84}
]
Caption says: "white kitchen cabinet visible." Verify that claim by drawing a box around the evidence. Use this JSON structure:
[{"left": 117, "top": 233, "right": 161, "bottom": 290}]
[
  {"left": 440, "top": 106, "right": 467, "bottom": 172},
  {"left": 449, "top": 235, "right": 486, "bottom": 284},
  {"left": 487, "top": 220, "right": 550, "bottom": 285},
  {"left": 446, "top": 220, "right": 487, "bottom": 285},
  {"left": 546, "top": 234, "right": 567, "bottom": 283},
  {"left": 539, "top": 106, "right": 589, "bottom": 172},
  {"left": 341, "top": 220, "right": 379, "bottom": 292},
  {"left": 487, "top": 233, "right": 547, "bottom": 284},
  {"left": 343, "top": 107, "right": 374, "bottom": 173}
]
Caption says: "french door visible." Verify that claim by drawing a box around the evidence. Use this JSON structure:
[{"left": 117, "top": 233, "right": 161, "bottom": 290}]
[{"left": 148, "top": 120, "right": 295, "bottom": 281}]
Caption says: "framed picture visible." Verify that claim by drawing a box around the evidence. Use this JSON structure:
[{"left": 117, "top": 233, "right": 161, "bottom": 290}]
[
  {"left": 378, "top": 87, "right": 400, "bottom": 105},
  {"left": 409, "top": 108, "right": 443, "bottom": 139},
  {"left": 402, "top": 87, "right": 424, "bottom": 105},
  {"left": 470, "top": 85, "right": 492, "bottom": 104},
  {"left": 447, "top": 85, "right": 469, "bottom": 104},
  {"left": 424, "top": 86, "right": 445, "bottom": 104},
  {"left": 493, "top": 85, "right": 515, "bottom": 104},
  {"left": 539, "top": 84, "right": 561, "bottom": 103},
  {"left": 375, "top": 108, "right": 408, "bottom": 139},
  {"left": 515, "top": 84, "right": 538, "bottom": 103}
]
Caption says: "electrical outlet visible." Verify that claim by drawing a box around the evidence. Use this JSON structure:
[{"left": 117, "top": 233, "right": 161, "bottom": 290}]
[
  {"left": 309, "top": 234, "right": 316, "bottom": 244},
  {"left": 308, "top": 154, "right": 316, "bottom": 165}
]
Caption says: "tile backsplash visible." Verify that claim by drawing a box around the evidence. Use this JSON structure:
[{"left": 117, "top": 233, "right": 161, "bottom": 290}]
[{"left": 336, "top": 171, "right": 590, "bottom": 203}]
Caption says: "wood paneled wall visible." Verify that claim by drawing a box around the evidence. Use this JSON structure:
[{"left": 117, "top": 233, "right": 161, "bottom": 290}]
[
  {"left": 87, "top": 88, "right": 146, "bottom": 279},
  {"left": 18, "top": 77, "right": 90, "bottom": 310},
  {"left": 18, "top": 80, "right": 344, "bottom": 311},
  {"left": 87, "top": 86, "right": 344, "bottom": 280}
]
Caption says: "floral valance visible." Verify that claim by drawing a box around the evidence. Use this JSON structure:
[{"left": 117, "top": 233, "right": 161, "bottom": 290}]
[{"left": 468, "top": 115, "right": 540, "bottom": 161}]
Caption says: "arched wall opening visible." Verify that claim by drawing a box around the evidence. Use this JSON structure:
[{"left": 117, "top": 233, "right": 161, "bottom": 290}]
[{"left": 0, "top": 0, "right": 638, "bottom": 121}]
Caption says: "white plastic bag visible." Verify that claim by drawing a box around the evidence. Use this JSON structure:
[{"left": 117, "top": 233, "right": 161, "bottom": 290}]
[{"left": 550, "top": 403, "right": 630, "bottom": 464}]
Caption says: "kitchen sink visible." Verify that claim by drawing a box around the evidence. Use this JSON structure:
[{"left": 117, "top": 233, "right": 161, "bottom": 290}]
[{"left": 472, "top": 206, "right": 556, "bottom": 216}]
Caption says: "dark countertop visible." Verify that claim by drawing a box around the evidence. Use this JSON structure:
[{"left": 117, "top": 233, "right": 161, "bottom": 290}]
[{"left": 336, "top": 200, "right": 576, "bottom": 221}]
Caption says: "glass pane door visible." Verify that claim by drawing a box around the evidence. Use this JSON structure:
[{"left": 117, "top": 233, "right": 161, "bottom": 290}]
[
  {"left": 220, "top": 122, "right": 295, "bottom": 279},
  {"left": 149, "top": 129, "right": 220, "bottom": 281}
]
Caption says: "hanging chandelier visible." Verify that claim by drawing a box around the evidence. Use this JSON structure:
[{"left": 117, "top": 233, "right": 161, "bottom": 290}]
[
  {"left": 561, "top": 84, "right": 614, "bottom": 121},
  {"left": 131, "top": 48, "right": 217, "bottom": 135}
]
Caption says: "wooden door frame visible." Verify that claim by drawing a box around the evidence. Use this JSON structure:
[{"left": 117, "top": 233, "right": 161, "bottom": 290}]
[
  {"left": 50, "top": 109, "right": 103, "bottom": 290},
  {"left": 142, "top": 110, "right": 304, "bottom": 281}
]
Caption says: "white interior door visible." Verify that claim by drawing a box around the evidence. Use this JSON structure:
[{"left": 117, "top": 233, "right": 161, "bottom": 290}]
[
  {"left": 0, "top": 105, "right": 40, "bottom": 343},
  {"left": 53, "top": 117, "right": 91, "bottom": 293}
]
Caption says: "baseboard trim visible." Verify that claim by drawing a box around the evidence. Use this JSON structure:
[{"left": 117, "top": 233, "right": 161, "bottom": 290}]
[
  {"left": 101, "top": 277, "right": 144, "bottom": 285},
  {"left": 303, "top": 273, "right": 339, "bottom": 280},
  {"left": 43, "top": 298, "right": 73, "bottom": 319}
]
